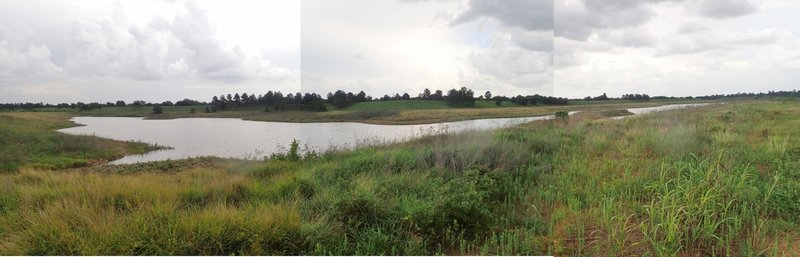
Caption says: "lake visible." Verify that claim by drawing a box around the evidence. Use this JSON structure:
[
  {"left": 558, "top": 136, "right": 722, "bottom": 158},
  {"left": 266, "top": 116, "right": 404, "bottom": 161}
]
[{"left": 58, "top": 103, "right": 710, "bottom": 164}]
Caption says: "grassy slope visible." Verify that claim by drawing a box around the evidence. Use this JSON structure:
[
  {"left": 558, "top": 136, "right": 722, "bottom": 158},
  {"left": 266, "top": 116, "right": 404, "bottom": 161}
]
[
  {"left": 1, "top": 100, "right": 798, "bottom": 255},
  {"left": 0, "top": 113, "right": 162, "bottom": 171},
  {"left": 24, "top": 99, "right": 709, "bottom": 125}
]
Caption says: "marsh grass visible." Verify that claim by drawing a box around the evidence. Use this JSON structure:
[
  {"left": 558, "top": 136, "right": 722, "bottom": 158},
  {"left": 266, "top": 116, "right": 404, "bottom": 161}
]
[
  {"left": 0, "top": 113, "right": 162, "bottom": 172},
  {"left": 1, "top": 100, "right": 798, "bottom": 255}
]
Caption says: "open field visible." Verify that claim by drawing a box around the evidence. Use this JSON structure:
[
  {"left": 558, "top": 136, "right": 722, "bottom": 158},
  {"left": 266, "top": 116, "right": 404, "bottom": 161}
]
[
  {"left": 0, "top": 112, "right": 163, "bottom": 172},
  {"left": 1, "top": 99, "right": 798, "bottom": 255},
  {"left": 17, "top": 99, "right": 712, "bottom": 125}
]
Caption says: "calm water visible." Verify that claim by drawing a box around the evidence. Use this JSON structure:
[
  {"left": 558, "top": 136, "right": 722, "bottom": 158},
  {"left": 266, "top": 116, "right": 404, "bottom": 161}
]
[{"left": 57, "top": 103, "right": 710, "bottom": 164}]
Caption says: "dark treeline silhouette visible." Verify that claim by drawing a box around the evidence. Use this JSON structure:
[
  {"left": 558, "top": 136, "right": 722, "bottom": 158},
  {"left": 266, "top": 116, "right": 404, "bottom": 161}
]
[
  {"left": 326, "top": 90, "right": 370, "bottom": 109},
  {"left": 694, "top": 90, "right": 800, "bottom": 100},
  {"left": 446, "top": 87, "right": 476, "bottom": 107},
  {"left": 621, "top": 94, "right": 651, "bottom": 101},
  {"left": 510, "top": 94, "right": 569, "bottom": 106},
  {"left": 211, "top": 91, "right": 327, "bottom": 112},
  {"left": 584, "top": 93, "right": 610, "bottom": 101},
  {"left": 0, "top": 99, "right": 208, "bottom": 111},
  {"left": 417, "top": 88, "right": 445, "bottom": 100}
]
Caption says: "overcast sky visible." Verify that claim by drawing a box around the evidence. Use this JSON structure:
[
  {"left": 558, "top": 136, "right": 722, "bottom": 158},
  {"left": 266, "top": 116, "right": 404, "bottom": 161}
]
[{"left": 0, "top": 0, "right": 798, "bottom": 103}]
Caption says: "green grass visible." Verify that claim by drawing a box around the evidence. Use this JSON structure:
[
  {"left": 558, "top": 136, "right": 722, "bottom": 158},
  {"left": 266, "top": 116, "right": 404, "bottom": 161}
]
[
  {"left": 0, "top": 113, "right": 162, "bottom": 172},
  {"left": 1, "top": 100, "right": 798, "bottom": 255},
  {"left": 23, "top": 100, "right": 712, "bottom": 125},
  {"left": 343, "top": 100, "right": 454, "bottom": 111}
]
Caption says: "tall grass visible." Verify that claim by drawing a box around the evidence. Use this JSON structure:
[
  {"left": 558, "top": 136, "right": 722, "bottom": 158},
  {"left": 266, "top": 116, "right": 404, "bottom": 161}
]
[
  {"left": 0, "top": 113, "right": 160, "bottom": 172},
  {"left": 1, "top": 100, "right": 799, "bottom": 255}
]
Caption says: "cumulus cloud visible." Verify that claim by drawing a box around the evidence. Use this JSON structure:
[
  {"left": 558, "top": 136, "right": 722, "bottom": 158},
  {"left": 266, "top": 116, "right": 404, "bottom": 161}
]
[
  {"left": 694, "top": 0, "right": 759, "bottom": 18},
  {"left": 555, "top": 0, "right": 658, "bottom": 41},
  {"left": 467, "top": 41, "right": 553, "bottom": 93},
  {"left": 0, "top": 42, "right": 62, "bottom": 82},
  {"left": 449, "top": 0, "right": 555, "bottom": 95},
  {"left": 554, "top": 0, "right": 763, "bottom": 42},
  {"left": 451, "top": 0, "right": 553, "bottom": 31},
  {"left": 62, "top": 2, "right": 291, "bottom": 82}
]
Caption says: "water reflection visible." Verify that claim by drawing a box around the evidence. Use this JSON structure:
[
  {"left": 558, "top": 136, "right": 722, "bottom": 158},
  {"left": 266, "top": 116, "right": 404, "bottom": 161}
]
[{"left": 58, "top": 103, "right": 710, "bottom": 164}]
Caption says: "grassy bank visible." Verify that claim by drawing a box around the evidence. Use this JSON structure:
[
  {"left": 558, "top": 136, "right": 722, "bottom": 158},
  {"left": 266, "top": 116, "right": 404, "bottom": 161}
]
[
  {"left": 0, "top": 113, "right": 163, "bottom": 172},
  {"left": 1, "top": 100, "right": 798, "bottom": 255},
  {"left": 26, "top": 99, "right": 708, "bottom": 125}
]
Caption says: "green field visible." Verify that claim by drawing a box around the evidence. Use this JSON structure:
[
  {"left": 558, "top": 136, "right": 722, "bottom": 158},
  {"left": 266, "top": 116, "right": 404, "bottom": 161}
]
[
  {"left": 343, "top": 100, "right": 453, "bottom": 111},
  {"left": 1, "top": 100, "right": 798, "bottom": 255},
  {"left": 342, "top": 100, "right": 520, "bottom": 111},
  {"left": 0, "top": 113, "right": 163, "bottom": 171},
  {"left": 17, "top": 99, "right": 710, "bottom": 125}
]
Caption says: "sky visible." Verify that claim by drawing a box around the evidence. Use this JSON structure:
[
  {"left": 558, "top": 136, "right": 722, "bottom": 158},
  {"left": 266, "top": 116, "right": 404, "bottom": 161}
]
[{"left": 0, "top": 0, "right": 798, "bottom": 103}]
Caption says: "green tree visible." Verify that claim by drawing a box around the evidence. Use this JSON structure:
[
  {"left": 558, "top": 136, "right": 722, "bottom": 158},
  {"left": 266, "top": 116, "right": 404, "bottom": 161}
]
[
  {"left": 446, "top": 87, "right": 476, "bottom": 107},
  {"left": 152, "top": 105, "right": 163, "bottom": 114}
]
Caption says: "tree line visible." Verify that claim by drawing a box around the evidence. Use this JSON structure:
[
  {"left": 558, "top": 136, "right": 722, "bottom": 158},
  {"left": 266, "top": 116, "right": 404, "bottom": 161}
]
[
  {"left": 4, "top": 89, "right": 798, "bottom": 111},
  {"left": 208, "top": 87, "right": 481, "bottom": 111},
  {"left": 210, "top": 92, "right": 327, "bottom": 112}
]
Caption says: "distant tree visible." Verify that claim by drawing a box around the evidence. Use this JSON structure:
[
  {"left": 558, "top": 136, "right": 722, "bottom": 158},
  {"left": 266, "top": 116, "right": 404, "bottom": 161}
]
[
  {"left": 446, "top": 87, "right": 476, "bottom": 107},
  {"left": 484, "top": 91, "right": 492, "bottom": 100},
  {"left": 152, "top": 105, "right": 163, "bottom": 114},
  {"left": 331, "top": 90, "right": 352, "bottom": 109},
  {"left": 131, "top": 100, "right": 147, "bottom": 107},
  {"left": 286, "top": 93, "right": 295, "bottom": 105},
  {"left": 381, "top": 95, "right": 391, "bottom": 101},
  {"left": 594, "top": 93, "right": 609, "bottom": 101},
  {"left": 422, "top": 88, "right": 431, "bottom": 99},
  {"left": 621, "top": 93, "right": 651, "bottom": 101},
  {"left": 265, "top": 91, "right": 275, "bottom": 106},
  {"left": 432, "top": 90, "right": 444, "bottom": 100},
  {"left": 402, "top": 93, "right": 410, "bottom": 100},
  {"left": 355, "top": 91, "right": 367, "bottom": 102},
  {"left": 177, "top": 98, "right": 200, "bottom": 106},
  {"left": 161, "top": 101, "right": 173, "bottom": 106}
]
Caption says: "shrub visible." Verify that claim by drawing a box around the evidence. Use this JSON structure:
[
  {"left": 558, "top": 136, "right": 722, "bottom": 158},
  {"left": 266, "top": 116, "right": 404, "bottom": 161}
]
[{"left": 555, "top": 111, "right": 568, "bottom": 119}]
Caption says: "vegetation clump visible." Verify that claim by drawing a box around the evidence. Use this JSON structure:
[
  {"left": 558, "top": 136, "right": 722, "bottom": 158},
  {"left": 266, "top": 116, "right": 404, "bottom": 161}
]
[{"left": 152, "top": 105, "right": 163, "bottom": 114}]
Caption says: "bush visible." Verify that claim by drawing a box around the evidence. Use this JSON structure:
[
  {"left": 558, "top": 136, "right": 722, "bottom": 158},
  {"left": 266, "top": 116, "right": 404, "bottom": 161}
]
[
  {"left": 555, "top": 111, "right": 568, "bottom": 119},
  {"left": 152, "top": 105, "right": 163, "bottom": 114},
  {"left": 269, "top": 139, "right": 301, "bottom": 161}
]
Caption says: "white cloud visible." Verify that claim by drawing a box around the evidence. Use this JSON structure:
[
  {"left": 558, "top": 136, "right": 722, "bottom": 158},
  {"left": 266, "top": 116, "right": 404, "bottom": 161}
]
[
  {"left": 0, "top": 0, "right": 300, "bottom": 103},
  {"left": 1, "top": 0, "right": 799, "bottom": 103}
]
